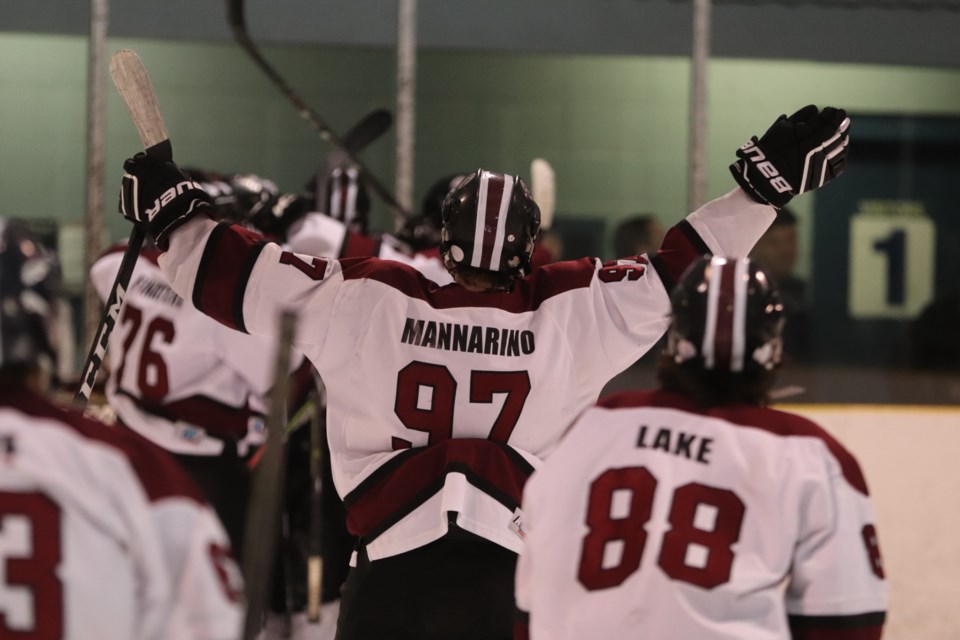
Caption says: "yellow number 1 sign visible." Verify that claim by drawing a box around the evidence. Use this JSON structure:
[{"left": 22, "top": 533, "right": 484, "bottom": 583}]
[{"left": 848, "top": 201, "right": 935, "bottom": 319}]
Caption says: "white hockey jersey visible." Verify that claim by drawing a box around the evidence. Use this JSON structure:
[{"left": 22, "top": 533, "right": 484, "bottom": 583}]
[
  {"left": 514, "top": 389, "right": 887, "bottom": 640},
  {"left": 0, "top": 386, "right": 243, "bottom": 639},
  {"left": 159, "top": 187, "right": 774, "bottom": 561},
  {"left": 90, "top": 245, "right": 292, "bottom": 455}
]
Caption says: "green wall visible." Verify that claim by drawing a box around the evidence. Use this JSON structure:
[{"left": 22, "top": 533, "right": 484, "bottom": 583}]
[{"left": 3, "top": 31, "right": 960, "bottom": 259}]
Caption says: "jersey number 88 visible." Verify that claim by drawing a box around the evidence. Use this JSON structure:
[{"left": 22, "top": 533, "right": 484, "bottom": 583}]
[{"left": 578, "top": 466, "right": 746, "bottom": 591}]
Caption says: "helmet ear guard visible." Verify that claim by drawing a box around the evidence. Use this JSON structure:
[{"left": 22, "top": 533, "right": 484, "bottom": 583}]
[{"left": 439, "top": 169, "right": 541, "bottom": 281}]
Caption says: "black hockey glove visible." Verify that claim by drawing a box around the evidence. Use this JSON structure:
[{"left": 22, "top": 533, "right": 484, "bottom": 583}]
[
  {"left": 729, "top": 105, "right": 850, "bottom": 209},
  {"left": 119, "top": 143, "right": 213, "bottom": 249}
]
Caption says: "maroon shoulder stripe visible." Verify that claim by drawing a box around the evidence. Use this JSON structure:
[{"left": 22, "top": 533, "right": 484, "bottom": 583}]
[
  {"left": 192, "top": 222, "right": 267, "bottom": 332},
  {"left": 651, "top": 220, "right": 711, "bottom": 290},
  {"left": 339, "top": 231, "right": 381, "bottom": 259},
  {"left": 340, "top": 256, "right": 596, "bottom": 313},
  {"left": 1, "top": 388, "right": 204, "bottom": 504},
  {"left": 597, "top": 390, "right": 871, "bottom": 496}
]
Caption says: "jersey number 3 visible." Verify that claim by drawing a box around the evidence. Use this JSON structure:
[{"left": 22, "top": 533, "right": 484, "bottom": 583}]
[
  {"left": 392, "top": 361, "right": 531, "bottom": 449},
  {"left": 0, "top": 491, "right": 63, "bottom": 639},
  {"left": 578, "top": 466, "right": 745, "bottom": 591}
]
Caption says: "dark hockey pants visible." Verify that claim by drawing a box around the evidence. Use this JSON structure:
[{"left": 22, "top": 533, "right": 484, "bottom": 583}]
[{"left": 335, "top": 533, "right": 516, "bottom": 640}]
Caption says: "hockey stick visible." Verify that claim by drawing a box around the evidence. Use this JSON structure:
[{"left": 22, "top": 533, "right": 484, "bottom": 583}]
[
  {"left": 306, "top": 389, "right": 325, "bottom": 622},
  {"left": 530, "top": 158, "right": 556, "bottom": 231},
  {"left": 226, "top": 0, "right": 412, "bottom": 223},
  {"left": 241, "top": 309, "right": 299, "bottom": 640},
  {"left": 74, "top": 49, "right": 170, "bottom": 408},
  {"left": 313, "top": 108, "right": 393, "bottom": 213}
]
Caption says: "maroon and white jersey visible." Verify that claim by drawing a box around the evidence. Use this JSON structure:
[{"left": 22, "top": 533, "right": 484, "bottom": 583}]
[
  {"left": 515, "top": 390, "right": 887, "bottom": 640},
  {"left": 285, "top": 211, "right": 453, "bottom": 285},
  {"left": 91, "top": 245, "right": 292, "bottom": 455},
  {"left": 158, "top": 187, "right": 773, "bottom": 561},
  {"left": 0, "top": 387, "right": 243, "bottom": 639}
]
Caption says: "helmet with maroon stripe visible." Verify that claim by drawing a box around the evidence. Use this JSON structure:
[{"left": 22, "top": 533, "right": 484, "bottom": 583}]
[
  {"left": 659, "top": 256, "right": 784, "bottom": 405},
  {"left": 440, "top": 169, "right": 541, "bottom": 281},
  {"left": 0, "top": 218, "right": 62, "bottom": 373},
  {"left": 318, "top": 166, "right": 371, "bottom": 235}
]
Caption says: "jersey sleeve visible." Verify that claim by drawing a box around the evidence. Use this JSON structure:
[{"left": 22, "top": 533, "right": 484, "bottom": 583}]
[
  {"left": 785, "top": 443, "right": 888, "bottom": 639},
  {"left": 89, "top": 250, "right": 125, "bottom": 302},
  {"left": 649, "top": 187, "right": 776, "bottom": 291},
  {"left": 553, "top": 187, "right": 776, "bottom": 378},
  {"left": 116, "top": 427, "right": 244, "bottom": 639},
  {"left": 285, "top": 212, "right": 348, "bottom": 257},
  {"left": 160, "top": 217, "right": 344, "bottom": 353},
  {"left": 158, "top": 501, "right": 244, "bottom": 640}
]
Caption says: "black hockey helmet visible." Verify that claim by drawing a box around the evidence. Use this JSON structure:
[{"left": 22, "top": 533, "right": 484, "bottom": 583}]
[
  {"left": 0, "top": 218, "right": 62, "bottom": 372},
  {"left": 181, "top": 167, "right": 280, "bottom": 225},
  {"left": 396, "top": 173, "right": 470, "bottom": 252},
  {"left": 665, "top": 256, "right": 784, "bottom": 374},
  {"left": 440, "top": 169, "right": 541, "bottom": 279},
  {"left": 321, "top": 166, "right": 371, "bottom": 235}
]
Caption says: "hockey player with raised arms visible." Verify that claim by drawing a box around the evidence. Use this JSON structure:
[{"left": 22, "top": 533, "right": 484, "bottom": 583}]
[
  {"left": 115, "top": 105, "right": 850, "bottom": 639},
  {"left": 0, "top": 219, "right": 243, "bottom": 639},
  {"left": 514, "top": 256, "right": 887, "bottom": 639}
]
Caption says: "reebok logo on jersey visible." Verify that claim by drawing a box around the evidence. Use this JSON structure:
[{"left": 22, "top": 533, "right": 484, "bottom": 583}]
[
  {"left": 739, "top": 141, "right": 793, "bottom": 194},
  {"left": 401, "top": 318, "right": 535, "bottom": 356}
]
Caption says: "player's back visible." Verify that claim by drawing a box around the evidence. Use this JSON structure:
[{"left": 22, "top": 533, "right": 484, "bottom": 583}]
[
  {"left": 517, "top": 389, "right": 886, "bottom": 640},
  {"left": 90, "top": 245, "right": 275, "bottom": 453},
  {"left": 0, "top": 387, "right": 173, "bottom": 639}
]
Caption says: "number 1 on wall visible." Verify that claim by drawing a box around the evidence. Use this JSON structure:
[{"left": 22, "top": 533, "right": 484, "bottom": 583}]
[{"left": 848, "top": 214, "right": 935, "bottom": 319}]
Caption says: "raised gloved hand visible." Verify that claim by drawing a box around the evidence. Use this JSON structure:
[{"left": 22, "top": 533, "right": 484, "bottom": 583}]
[
  {"left": 730, "top": 105, "right": 850, "bottom": 208},
  {"left": 119, "top": 143, "right": 213, "bottom": 249}
]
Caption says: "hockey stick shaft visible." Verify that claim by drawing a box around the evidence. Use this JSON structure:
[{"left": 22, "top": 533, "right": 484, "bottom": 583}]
[
  {"left": 75, "top": 49, "right": 170, "bottom": 408},
  {"left": 241, "top": 310, "right": 298, "bottom": 640},
  {"left": 314, "top": 108, "right": 393, "bottom": 212},
  {"left": 530, "top": 158, "right": 556, "bottom": 231},
  {"left": 227, "top": 0, "right": 412, "bottom": 223},
  {"left": 306, "top": 390, "right": 325, "bottom": 622}
]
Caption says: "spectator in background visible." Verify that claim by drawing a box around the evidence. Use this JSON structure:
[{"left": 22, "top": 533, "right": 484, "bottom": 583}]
[
  {"left": 750, "top": 207, "right": 812, "bottom": 361},
  {"left": 612, "top": 213, "right": 665, "bottom": 259}
]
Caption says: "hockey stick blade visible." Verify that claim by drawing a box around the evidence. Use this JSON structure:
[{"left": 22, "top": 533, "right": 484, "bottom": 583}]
[
  {"left": 74, "top": 50, "right": 169, "bottom": 408},
  {"left": 530, "top": 158, "right": 556, "bottom": 230},
  {"left": 227, "top": 0, "right": 411, "bottom": 222}
]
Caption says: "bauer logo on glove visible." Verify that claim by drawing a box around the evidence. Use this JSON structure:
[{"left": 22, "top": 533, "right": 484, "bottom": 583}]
[
  {"left": 730, "top": 104, "right": 850, "bottom": 209},
  {"left": 119, "top": 149, "right": 213, "bottom": 249}
]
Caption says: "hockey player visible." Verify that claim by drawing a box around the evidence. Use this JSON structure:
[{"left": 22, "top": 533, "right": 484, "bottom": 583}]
[
  {"left": 514, "top": 256, "right": 887, "bottom": 639},
  {"left": 90, "top": 196, "right": 305, "bottom": 557},
  {"left": 115, "top": 105, "right": 850, "bottom": 639},
  {"left": 0, "top": 219, "right": 243, "bottom": 639}
]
